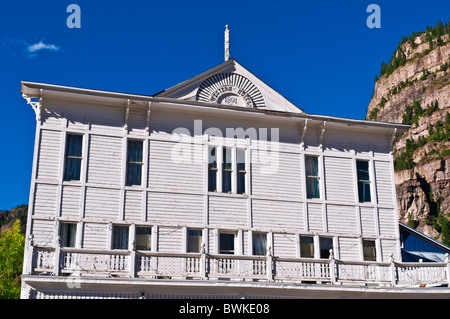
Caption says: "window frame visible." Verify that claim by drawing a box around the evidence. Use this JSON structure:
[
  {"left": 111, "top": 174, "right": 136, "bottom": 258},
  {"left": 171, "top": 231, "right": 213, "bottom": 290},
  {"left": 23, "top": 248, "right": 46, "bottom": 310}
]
[
  {"left": 63, "top": 133, "right": 83, "bottom": 181},
  {"left": 135, "top": 226, "right": 152, "bottom": 251},
  {"left": 59, "top": 222, "right": 77, "bottom": 248},
  {"left": 356, "top": 160, "right": 372, "bottom": 203},
  {"left": 207, "top": 145, "right": 247, "bottom": 195},
  {"left": 362, "top": 239, "right": 377, "bottom": 262},
  {"left": 300, "top": 235, "right": 315, "bottom": 258},
  {"left": 219, "top": 232, "right": 236, "bottom": 255},
  {"left": 125, "top": 139, "right": 144, "bottom": 186},
  {"left": 305, "top": 155, "right": 321, "bottom": 199},
  {"left": 112, "top": 224, "right": 130, "bottom": 250},
  {"left": 187, "top": 228, "right": 203, "bottom": 253}
]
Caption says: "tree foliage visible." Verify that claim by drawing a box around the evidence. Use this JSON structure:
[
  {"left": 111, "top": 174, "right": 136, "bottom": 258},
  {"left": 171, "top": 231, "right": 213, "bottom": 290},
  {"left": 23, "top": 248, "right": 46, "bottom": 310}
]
[{"left": 0, "top": 220, "right": 25, "bottom": 299}]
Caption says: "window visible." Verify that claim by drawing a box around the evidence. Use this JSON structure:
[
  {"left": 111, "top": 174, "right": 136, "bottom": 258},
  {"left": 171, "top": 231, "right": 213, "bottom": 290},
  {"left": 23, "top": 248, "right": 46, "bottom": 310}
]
[
  {"left": 222, "top": 147, "right": 233, "bottom": 193},
  {"left": 319, "top": 237, "right": 333, "bottom": 259},
  {"left": 208, "top": 146, "right": 247, "bottom": 194},
  {"left": 187, "top": 229, "right": 203, "bottom": 253},
  {"left": 363, "top": 239, "right": 377, "bottom": 261},
  {"left": 236, "top": 149, "right": 246, "bottom": 194},
  {"left": 60, "top": 222, "right": 77, "bottom": 248},
  {"left": 208, "top": 146, "right": 218, "bottom": 192},
  {"left": 357, "top": 160, "right": 371, "bottom": 202},
  {"left": 252, "top": 232, "right": 267, "bottom": 256},
  {"left": 126, "top": 140, "right": 143, "bottom": 186},
  {"left": 305, "top": 156, "right": 320, "bottom": 199},
  {"left": 112, "top": 225, "right": 129, "bottom": 250},
  {"left": 63, "top": 134, "right": 83, "bottom": 181},
  {"left": 219, "top": 233, "right": 235, "bottom": 254},
  {"left": 136, "top": 226, "right": 152, "bottom": 250},
  {"left": 300, "top": 236, "right": 315, "bottom": 258}
]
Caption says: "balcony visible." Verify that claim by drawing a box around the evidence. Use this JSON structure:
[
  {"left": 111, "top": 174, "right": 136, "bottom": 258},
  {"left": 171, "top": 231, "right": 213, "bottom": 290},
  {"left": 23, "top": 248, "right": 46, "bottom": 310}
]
[{"left": 26, "top": 245, "right": 450, "bottom": 288}]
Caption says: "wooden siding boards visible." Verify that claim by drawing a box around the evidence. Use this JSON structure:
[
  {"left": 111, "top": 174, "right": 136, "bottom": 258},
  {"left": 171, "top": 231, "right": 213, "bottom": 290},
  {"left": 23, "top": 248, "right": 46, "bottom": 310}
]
[
  {"left": 374, "top": 161, "right": 394, "bottom": 206},
  {"left": 208, "top": 196, "right": 247, "bottom": 228},
  {"left": 306, "top": 203, "right": 323, "bottom": 232},
  {"left": 28, "top": 97, "right": 402, "bottom": 265},
  {"left": 60, "top": 185, "right": 81, "bottom": 218},
  {"left": 31, "top": 219, "right": 54, "bottom": 246},
  {"left": 37, "top": 130, "right": 61, "bottom": 181},
  {"left": 82, "top": 223, "right": 108, "bottom": 249},
  {"left": 148, "top": 140, "right": 204, "bottom": 193},
  {"left": 124, "top": 190, "right": 143, "bottom": 222},
  {"left": 147, "top": 192, "right": 204, "bottom": 225},
  {"left": 87, "top": 135, "right": 122, "bottom": 187},
  {"left": 33, "top": 184, "right": 58, "bottom": 217},
  {"left": 324, "top": 156, "right": 355, "bottom": 202},
  {"left": 326, "top": 205, "right": 358, "bottom": 234},
  {"left": 252, "top": 199, "right": 303, "bottom": 231},
  {"left": 84, "top": 187, "right": 121, "bottom": 220}
]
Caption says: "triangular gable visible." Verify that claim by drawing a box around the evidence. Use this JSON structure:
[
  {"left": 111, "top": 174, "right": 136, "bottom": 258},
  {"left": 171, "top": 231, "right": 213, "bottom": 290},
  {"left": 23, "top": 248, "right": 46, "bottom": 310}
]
[{"left": 154, "top": 59, "right": 304, "bottom": 113}]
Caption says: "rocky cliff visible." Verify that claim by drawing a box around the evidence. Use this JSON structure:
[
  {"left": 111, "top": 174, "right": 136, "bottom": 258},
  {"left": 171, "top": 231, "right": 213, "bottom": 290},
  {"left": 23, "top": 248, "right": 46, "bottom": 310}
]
[{"left": 366, "top": 20, "right": 450, "bottom": 245}]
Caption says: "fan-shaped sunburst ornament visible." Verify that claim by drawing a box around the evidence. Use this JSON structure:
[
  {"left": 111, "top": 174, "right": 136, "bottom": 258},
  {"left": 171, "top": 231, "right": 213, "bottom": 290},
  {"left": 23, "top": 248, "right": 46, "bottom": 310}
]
[{"left": 196, "top": 73, "right": 265, "bottom": 108}]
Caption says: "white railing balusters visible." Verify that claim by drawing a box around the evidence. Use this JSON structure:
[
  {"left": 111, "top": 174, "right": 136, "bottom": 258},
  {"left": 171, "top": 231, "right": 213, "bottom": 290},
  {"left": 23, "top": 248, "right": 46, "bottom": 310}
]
[{"left": 30, "top": 247, "right": 450, "bottom": 287}]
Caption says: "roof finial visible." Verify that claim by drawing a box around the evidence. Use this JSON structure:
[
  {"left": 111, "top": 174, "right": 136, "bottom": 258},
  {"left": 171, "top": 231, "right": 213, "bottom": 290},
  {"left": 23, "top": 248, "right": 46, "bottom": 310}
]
[{"left": 225, "top": 25, "right": 230, "bottom": 61}]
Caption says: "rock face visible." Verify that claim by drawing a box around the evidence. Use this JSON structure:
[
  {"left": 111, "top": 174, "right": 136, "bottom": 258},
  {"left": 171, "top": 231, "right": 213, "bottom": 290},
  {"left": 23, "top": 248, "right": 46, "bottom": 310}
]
[{"left": 366, "top": 25, "right": 450, "bottom": 245}]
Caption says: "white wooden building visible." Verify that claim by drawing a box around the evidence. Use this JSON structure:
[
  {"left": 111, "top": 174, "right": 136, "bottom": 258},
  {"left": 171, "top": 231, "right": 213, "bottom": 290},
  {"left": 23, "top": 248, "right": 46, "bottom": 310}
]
[{"left": 19, "top": 55, "right": 450, "bottom": 299}]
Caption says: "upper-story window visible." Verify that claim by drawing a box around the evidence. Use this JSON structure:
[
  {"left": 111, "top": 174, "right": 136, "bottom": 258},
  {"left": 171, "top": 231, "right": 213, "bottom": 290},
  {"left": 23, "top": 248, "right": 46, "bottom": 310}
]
[
  {"left": 363, "top": 239, "right": 377, "bottom": 261},
  {"left": 252, "top": 232, "right": 267, "bottom": 256},
  {"left": 136, "top": 226, "right": 152, "bottom": 250},
  {"left": 357, "top": 160, "right": 371, "bottom": 203},
  {"left": 219, "top": 232, "right": 235, "bottom": 255},
  {"left": 305, "top": 156, "right": 320, "bottom": 199},
  {"left": 112, "top": 225, "right": 129, "bottom": 250},
  {"left": 208, "top": 146, "right": 246, "bottom": 194},
  {"left": 126, "top": 140, "right": 143, "bottom": 186},
  {"left": 187, "top": 229, "right": 203, "bottom": 253},
  {"left": 300, "top": 236, "right": 315, "bottom": 258},
  {"left": 63, "top": 134, "right": 83, "bottom": 181},
  {"left": 59, "top": 222, "right": 77, "bottom": 248},
  {"left": 222, "top": 147, "right": 233, "bottom": 193}
]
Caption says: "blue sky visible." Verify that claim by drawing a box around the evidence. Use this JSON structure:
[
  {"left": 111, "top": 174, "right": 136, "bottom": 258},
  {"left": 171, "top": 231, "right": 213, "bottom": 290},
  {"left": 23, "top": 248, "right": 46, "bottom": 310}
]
[{"left": 1, "top": 0, "right": 449, "bottom": 210}]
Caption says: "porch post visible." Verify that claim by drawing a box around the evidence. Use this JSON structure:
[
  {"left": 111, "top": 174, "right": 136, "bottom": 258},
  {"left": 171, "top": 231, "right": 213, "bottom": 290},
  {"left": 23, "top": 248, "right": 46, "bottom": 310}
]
[
  {"left": 329, "top": 249, "right": 336, "bottom": 285},
  {"left": 266, "top": 246, "right": 273, "bottom": 282},
  {"left": 446, "top": 253, "right": 450, "bottom": 286},
  {"left": 200, "top": 244, "right": 207, "bottom": 280},
  {"left": 389, "top": 254, "right": 396, "bottom": 287},
  {"left": 53, "top": 236, "right": 61, "bottom": 276}
]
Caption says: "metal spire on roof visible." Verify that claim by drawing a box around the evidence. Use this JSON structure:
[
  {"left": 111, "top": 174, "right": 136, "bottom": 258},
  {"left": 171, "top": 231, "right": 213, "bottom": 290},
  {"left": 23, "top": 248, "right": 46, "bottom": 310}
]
[{"left": 225, "top": 25, "right": 230, "bottom": 61}]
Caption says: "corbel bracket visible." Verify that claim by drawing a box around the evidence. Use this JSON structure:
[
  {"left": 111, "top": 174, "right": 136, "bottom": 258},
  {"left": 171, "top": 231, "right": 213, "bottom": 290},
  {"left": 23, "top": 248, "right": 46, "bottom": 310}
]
[
  {"left": 319, "top": 120, "right": 327, "bottom": 147},
  {"left": 22, "top": 89, "right": 43, "bottom": 122}
]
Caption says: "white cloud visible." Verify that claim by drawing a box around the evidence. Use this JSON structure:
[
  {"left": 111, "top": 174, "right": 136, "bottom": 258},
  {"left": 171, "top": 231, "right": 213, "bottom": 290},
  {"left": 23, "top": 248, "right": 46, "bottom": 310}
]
[
  {"left": 24, "top": 40, "right": 62, "bottom": 58},
  {"left": 26, "top": 41, "right": 60, "bottom": 53}
]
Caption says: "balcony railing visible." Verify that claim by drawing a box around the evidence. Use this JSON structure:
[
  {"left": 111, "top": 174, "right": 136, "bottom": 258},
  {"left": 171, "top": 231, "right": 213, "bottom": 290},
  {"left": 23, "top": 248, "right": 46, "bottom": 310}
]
[{"left": 26, "top": 245, "right": 450, "bottom": 288}]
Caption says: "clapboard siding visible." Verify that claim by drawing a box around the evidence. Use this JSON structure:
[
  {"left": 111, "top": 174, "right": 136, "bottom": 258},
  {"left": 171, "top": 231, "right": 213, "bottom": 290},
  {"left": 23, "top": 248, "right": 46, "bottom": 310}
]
[
  {"left": 37, "top": 130, "right": 62, "bottom": 181},
  {"left": 251, "top": 150, "right": 302, "bottom": 199},
  {"left": 380, "top": 239, "right": 399, "bottom": 261},
  {"left": 272, "top": 233, "right": 297, "bottom": 258},
  {"left": 127, "top": 104, "right": 147, "bottom": 134},
  {"left": 360, "top": 207, "right": 377, "bottom": 236},
  {"left": 252, "top": 199, "right": 303, "bottom": 231},
  {"left": 307, "top": 203, "right": 323, "bottom": 232},
  {"left": 33, "top": 183, "right": 58, "bottom": 216},
  {"left": 338, "top": 237, "right": 360, "bottom": 261},
  {"left": 324, "top": 156, "right": 355, "bottom": 202},
  {"left": 147, "top": 192, "right": 204, "bottom": 225},
  {"left": 61, "top": 185, "right": 81, "bottom": 218},
  {"left": 124, "top": 190, "right": 143, "bottom": 221},
  {"left": 41, "top": 107, "right": 64, "bottom": 129},
  {"left": 374, "top": 161, "right": 394, "bottom": 206},
  {"left": 327, "top": 205, "right": 358, "bottom": 234},
  {"left": 158, "top": 226, "right": 183, "bottom": 253},
  {"left": 83, "top": 223, "right": 108, "bottom": 249},
  {"left": 31, "top": 219, "right": 54, "bottom": 246},
  {"left": 84, "top": 187, "right": 121, "bottom": 220},
  {"left": 89, "top": 104, "right": 124, "bottom": 134},
  {"left": 87, "top": 135, "right": 122, "bottom": 186},
  {"left": 148, "top": 140, "right": 204, "bottom": 193},
  {"left": 378, "top": 208, "right": 397, "bottom": 237},
  {"left": 208, "top": 196, "right": 247, "bottom": 228}
]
